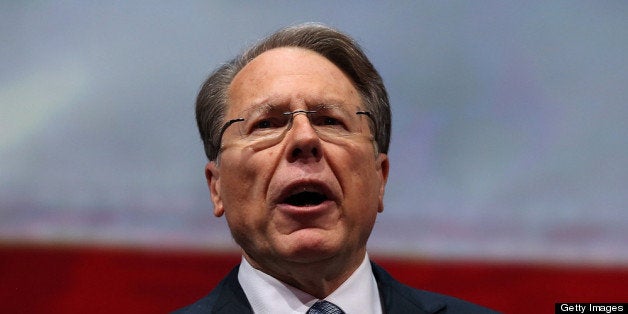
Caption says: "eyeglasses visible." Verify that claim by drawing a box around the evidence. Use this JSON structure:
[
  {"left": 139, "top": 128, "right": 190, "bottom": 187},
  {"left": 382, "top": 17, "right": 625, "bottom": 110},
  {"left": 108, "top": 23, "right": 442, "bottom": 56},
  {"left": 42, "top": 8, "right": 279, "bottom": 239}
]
[{"left": 218, "top": 104, "right": 375, "bottom": 151}]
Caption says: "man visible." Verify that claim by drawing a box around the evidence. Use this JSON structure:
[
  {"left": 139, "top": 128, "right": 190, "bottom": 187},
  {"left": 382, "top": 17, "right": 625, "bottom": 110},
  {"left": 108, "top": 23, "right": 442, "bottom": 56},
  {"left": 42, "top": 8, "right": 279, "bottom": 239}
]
[{"left": 176, "top": 23, "right": 497, "bottom": 313}]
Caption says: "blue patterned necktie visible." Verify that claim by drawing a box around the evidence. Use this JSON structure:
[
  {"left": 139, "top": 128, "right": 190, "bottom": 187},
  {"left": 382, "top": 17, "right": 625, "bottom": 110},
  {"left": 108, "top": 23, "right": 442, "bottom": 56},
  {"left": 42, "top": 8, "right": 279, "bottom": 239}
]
[{"left": 306, "top": 300, "right": 345, "bottom": 314}]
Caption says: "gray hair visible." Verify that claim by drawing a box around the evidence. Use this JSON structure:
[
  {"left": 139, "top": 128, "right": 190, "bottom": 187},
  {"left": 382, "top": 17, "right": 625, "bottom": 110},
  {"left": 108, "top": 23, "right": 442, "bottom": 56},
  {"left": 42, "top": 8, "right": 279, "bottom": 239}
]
[{"left": 196, "top": 23, "right": 391, "bottom": 161}]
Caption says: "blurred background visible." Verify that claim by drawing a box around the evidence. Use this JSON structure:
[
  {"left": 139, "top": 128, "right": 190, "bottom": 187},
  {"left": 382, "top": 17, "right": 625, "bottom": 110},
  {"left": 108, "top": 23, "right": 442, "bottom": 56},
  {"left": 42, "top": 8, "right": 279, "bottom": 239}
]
[{"left": 1, "top": 1, "right": 627, "bottom": 313}]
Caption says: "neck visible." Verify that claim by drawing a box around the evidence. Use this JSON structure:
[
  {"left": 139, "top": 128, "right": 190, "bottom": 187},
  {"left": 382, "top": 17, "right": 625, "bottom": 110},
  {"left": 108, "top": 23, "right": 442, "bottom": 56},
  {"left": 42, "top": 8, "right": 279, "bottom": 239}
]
[{"left": 243, "top": 249, "right": 366, "bottom": 299}]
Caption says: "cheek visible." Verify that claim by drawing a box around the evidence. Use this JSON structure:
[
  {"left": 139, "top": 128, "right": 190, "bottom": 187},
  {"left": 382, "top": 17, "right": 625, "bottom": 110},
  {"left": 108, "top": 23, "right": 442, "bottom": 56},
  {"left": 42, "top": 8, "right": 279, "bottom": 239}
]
[
  {"left": 219, "top": 166, "right": 264, "bottom": 238},
  {"left": 346, "top": 143, "right": 380, "bottom": 179},
  {"left": 218, "top": 150, "right": 278, "bottom": 219},
  {"left": 330, "top": 144, "right": 382, "bottom": 202}
]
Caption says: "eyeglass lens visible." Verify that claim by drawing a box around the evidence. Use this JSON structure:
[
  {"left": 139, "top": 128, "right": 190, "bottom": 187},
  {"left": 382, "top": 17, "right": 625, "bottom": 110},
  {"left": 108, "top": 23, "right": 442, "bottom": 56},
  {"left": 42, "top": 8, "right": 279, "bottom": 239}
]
[{"left": 220, "top": 105, "right": 373, "bottom": 150}]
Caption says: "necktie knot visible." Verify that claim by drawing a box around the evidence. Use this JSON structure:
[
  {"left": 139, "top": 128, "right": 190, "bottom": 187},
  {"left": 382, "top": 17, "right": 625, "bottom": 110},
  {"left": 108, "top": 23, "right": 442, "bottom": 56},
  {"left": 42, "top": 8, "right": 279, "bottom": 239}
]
[{"left": 307, "top": 300, "right": 345, "bottom": 314}]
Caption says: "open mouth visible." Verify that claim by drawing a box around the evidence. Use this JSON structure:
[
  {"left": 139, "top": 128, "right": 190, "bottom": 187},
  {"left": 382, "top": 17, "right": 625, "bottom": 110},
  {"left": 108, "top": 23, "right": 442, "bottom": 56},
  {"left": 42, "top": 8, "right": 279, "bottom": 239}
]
[{"left": 283, "top": 191, "right": 328, "bottom": 207}]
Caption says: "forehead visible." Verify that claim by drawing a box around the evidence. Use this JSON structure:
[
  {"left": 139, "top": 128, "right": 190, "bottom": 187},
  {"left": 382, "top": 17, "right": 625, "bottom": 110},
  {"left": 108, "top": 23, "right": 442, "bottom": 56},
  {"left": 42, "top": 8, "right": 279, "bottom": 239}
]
[{"left": 226, "top": 47, "right": 361, "bottom": 115}]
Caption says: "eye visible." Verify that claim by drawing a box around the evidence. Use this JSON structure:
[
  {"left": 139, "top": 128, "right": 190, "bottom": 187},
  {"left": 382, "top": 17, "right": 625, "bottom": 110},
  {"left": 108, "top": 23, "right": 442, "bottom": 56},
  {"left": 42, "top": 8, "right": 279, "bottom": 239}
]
[
  {"left": 248, "top": 116, "right": 287, "bottom": 133},
  {"left": 311, "top": 111, "right": 348, "bottom": 129},
  {"left": 254, "top": 119, "right": 273, "bottom": 129},
  {"left": 321, "top": 116, "right": 342, "bottom": 126},
  {"left": 310, "top": 106, "right": 352, "bottom": 129}
]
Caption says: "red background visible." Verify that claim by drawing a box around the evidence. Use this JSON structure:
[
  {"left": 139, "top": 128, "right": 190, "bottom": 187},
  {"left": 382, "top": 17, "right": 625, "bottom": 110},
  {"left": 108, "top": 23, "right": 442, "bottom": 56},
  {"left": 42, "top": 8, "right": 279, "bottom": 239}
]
[{"left": 2, "top": 244, "right": 626, "bottom": 313}]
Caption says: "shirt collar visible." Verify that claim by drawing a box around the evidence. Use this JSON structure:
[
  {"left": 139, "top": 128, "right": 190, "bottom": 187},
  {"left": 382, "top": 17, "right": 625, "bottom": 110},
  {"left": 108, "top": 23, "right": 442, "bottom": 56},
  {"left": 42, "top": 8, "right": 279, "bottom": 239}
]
[{"left": 238, "top": 253, "right": 382, "bottom": 314}]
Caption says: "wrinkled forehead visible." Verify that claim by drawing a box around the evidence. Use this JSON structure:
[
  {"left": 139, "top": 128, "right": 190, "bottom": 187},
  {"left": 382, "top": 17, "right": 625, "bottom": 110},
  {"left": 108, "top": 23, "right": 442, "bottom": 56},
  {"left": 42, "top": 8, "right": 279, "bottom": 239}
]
[{"left": 226, "top": 47, "right": 361, "bottom": 118}]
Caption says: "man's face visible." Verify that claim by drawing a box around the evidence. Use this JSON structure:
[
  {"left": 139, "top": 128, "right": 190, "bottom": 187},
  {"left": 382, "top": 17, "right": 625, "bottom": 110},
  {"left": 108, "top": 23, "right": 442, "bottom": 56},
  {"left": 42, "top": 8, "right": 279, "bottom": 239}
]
[{"left": 206, "top": 47, "right": 388, "bottom": 266}]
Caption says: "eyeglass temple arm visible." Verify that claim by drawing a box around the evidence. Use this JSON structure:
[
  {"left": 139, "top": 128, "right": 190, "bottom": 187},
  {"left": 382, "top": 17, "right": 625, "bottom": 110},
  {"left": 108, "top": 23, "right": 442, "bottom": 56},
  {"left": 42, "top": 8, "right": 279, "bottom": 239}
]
[
  {"left": 356, "top": 111, "right": 378, "bottom": 139},
  {"left": 219, "top": 118, "right": 245, "bottom": 139},
  {"left": 356, "top": 111, "right": 372, "bottom": 118}
]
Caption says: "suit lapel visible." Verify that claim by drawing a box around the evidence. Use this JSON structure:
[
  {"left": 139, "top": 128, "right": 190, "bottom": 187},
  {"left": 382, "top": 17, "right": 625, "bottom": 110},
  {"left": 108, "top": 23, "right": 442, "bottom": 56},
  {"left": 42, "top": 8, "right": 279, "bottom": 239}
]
[
  {"left": 211, "top": 262, "right": 448, "bottom": 314},
  {"left": 211, "top": 265, "right": 254, "bottom": 314},
  {"left": 371, "top": 262, "right": 446, "bottom": 314}
]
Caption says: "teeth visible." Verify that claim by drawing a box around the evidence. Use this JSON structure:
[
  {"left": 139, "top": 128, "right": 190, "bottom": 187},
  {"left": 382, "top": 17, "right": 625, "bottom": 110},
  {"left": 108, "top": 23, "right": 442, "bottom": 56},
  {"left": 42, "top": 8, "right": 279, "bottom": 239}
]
[
  {"left": 291, "top": 186, "right": 320, "bottom": 196},
  {"left": 301, "top": 186, "right": 317, "bottom": 192}
]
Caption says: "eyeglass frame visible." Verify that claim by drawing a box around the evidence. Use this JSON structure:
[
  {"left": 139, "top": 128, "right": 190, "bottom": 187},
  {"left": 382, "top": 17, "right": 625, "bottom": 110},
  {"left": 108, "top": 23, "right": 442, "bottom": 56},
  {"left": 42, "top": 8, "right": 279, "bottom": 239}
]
[{"left": 216, "top": 106, "right": 377, "bottom": 153}]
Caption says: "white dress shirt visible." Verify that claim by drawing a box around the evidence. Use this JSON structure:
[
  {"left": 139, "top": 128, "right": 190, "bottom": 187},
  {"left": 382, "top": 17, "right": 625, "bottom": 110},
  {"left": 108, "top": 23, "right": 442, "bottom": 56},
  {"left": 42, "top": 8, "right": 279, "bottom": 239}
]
[{"left": 238, "top": 253, "right": 383, "bottom": 314}]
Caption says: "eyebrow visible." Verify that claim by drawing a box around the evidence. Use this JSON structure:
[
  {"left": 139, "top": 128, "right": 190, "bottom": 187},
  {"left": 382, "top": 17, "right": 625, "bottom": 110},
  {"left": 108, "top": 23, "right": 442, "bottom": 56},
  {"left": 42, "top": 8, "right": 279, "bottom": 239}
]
[
  {"left": 240, "top": 103, "right": 282, "bottom": 116},
  {"left": 239, "top": 98, "right": 357, "bottom": 116}
]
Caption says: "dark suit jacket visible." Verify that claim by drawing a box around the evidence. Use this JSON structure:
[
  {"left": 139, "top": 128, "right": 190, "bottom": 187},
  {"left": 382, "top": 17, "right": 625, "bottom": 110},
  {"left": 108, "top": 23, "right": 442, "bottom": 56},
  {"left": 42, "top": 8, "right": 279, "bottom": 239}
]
[{"left": 173, "top": 262, "right": 499, "bottom": 313}]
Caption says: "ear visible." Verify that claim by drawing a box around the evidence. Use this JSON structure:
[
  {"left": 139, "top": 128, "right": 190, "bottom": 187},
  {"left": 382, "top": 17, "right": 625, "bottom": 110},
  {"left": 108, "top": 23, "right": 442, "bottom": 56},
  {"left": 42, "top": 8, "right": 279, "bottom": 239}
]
[
  {"left": 205, "top": 161, "right": 224, "bottom": 217},
  {"left": 375, "top": 153, "right": 389, "bottom": 213}
]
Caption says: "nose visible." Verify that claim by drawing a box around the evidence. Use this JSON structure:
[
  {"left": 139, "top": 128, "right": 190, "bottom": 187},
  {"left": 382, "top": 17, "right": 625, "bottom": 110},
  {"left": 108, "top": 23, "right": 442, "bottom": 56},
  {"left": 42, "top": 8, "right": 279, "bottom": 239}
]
[{"left": 284, "top": 113, "right": 323, "bottom": 163}]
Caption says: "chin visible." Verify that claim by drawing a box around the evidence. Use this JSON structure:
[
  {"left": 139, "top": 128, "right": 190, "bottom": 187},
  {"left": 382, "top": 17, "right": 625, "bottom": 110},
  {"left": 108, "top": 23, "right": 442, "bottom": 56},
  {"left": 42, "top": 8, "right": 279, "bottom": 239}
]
[
  {"left": 283, "top": 249, "right": 337, "bottom": 264},
  {"left": 278, "top": 230, "right": 343, "bottom": 262}
]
